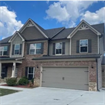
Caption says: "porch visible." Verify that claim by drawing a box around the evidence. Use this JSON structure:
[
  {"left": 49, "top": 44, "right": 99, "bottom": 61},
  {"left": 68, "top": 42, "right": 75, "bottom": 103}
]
[{"left": 0, "top": 57, "right": 23, "bottom": 81}]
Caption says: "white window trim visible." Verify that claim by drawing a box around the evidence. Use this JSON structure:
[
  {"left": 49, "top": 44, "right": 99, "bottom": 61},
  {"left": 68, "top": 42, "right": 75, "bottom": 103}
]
[
  {"left": 27, "top": 67, "right": 35, "bottom": 79},
  {"left": 0, "top": 46, "right": 8, "bottom": 56},
  {"left": 29, "top": 43, "right": 41, "bottom": 55},
  {"left": 55, "top": 42, "right": 62, "bottom": 55},
  {"left": 14, "top": 44, "right": 20, "bottom": 55},
  {"left": 79, "top": 39, "right": 88, "bottom": 53}
]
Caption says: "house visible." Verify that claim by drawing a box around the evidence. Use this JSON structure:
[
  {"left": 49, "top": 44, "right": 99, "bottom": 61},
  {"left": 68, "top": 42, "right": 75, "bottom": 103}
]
[
  {"left": 0, "top": 19, "right": 105, "bottom": 91},
  {"left": 102, "top": 56, "right": 105, "bottom": 87}
]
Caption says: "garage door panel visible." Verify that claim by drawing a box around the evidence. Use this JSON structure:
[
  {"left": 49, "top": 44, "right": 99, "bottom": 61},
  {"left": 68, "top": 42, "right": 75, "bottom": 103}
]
[{"left": 42, "top": 67, "right": 88, "bottom": 90}]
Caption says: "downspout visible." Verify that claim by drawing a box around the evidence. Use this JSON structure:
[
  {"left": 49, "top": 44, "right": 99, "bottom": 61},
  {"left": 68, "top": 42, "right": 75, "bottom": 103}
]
[{"left": 96, "top": 58, "right": 99, "bottom": 91}]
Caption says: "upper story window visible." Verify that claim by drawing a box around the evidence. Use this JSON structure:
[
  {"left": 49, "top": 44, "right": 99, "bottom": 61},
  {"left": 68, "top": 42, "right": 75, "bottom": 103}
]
[
  {"left": 29, "top": 43, "right": 41, "bottom": 55},
  {"left": 80, "top": 39, "right": 88, "bottom": 53},
  {"left": 14, "top": 44, "right": 20, "bottom": 55},
  {"left": 0, "top": 46, "right": 8, "bottom": 56},
  {"left": 55, "top": 42, "right": 62, "bottom": 54}
]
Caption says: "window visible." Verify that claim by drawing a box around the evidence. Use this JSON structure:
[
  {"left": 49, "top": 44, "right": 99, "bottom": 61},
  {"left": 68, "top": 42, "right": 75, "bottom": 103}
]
[
  {"left": 0, "top": 46, "right": 8, "bottom": 56},
  {"left": 55, "top": 43, "right": 62, "bottom": 54},
  {"left": 27, "top": 67, "right": 35, "bottom": 80},
  {"left": 30, "top": 43, "right": 41, "bottom": 54},
  {"left": 14, "top": 44, "right": 20, "bottom": 55},
  {"left": 80, "top": 39, "right": 88, "bottom": 52}
]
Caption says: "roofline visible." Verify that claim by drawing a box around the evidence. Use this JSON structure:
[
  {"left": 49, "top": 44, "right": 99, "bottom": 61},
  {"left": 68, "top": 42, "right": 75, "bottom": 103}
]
[
  {"left": 67, "top": 20, "right": 101, "bottom": 39},
  {"left": 8, "top": 31, "right": 25, "bottom": 42},
  {"left": 33, "top": 54, "right": 101, "bottom": 60},
  {"left": 19, "top": 19, "right": 48, "bottom": 39}
]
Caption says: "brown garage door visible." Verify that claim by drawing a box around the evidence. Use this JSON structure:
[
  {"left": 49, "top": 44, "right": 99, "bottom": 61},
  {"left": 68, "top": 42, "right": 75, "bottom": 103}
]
[{"left": 42, "top": 67, "right": 88, "bottom": 90}]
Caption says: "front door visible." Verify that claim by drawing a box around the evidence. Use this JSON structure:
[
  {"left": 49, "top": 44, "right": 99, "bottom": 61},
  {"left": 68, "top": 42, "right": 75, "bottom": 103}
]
[{"left": 1, "top": 66, "right": 7, "bottom": 79}]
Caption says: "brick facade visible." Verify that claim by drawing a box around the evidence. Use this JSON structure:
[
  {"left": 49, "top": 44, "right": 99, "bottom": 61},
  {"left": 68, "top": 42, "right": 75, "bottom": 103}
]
[
  {"left": 4, "top": 40, "right": 98, "bottom": 91},
  {"left": 16, "top": 59, "right": 97, "bottom": 91}
]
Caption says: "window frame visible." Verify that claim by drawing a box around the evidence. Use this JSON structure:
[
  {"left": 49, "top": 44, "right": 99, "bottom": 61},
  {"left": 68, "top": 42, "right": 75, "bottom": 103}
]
[
  {"left": 79, "top": 39, "right": 88, "bottom": 53},
  {"left": 14, "top": 44, "right": 20, "bottom": 55},
  {"left": 29, "top": 43, "right": 41, "bottom": 55},
  {"left": 27, "top": 67, "right": 35, "bottom": 79},
  {"left": 0, "top": 46, "right": 8, "bottom": 56},
  {"left": 55, "top": 42, "right": 62, "bottom": 55}
]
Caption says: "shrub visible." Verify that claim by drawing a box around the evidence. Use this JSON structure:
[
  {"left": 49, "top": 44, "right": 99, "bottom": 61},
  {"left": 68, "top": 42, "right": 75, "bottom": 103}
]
[
  {"left": 31, "top": 78, "right": 34, "bottom": 84},
  {"left": 18, "top": 77, "right": 29, "bottom": 85},
  {"left": 6, "top": 78, "right": 17, "bottom": 86}
]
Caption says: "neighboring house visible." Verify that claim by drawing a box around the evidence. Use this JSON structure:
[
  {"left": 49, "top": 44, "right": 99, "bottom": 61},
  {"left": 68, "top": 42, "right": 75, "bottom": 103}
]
[
  {"left": 102, "top": 56, "right": 105, "bottom": 87},
  {"left": 0, "top": 19, "right": 105, "bottom": 91}
]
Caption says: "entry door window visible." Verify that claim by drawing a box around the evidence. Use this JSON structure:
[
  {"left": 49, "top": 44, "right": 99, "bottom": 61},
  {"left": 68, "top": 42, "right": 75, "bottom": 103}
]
[{"left": 27, "top": 67, "right": 35, "bottom": 80}]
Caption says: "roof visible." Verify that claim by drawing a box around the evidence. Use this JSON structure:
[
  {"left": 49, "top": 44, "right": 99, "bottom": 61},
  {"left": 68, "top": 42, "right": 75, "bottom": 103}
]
[
  {"left": 0, "top": 19, "right": 104, "bottom": 44},
  {"left": 33, "top": 54, "right": 101, "bottom": 60},
  {"left": 0, "top": 57, "right": 24, "bottom": 61},
  {"left": 102, "top": 56, "right": 105, "bottom": 65},
  {"left": 0, "top": 36, "right": 12, "bottom": 44}
]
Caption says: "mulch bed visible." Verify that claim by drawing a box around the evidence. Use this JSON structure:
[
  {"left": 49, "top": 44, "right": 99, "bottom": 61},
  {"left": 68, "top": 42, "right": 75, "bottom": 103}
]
[{"left": 1, "top": 84, "right": 34, "bottom": 88}]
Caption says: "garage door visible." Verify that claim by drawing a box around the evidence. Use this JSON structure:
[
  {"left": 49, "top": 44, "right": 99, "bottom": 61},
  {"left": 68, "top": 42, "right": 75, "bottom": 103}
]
[{"left": 42, "top": 67, "right": 88, "bottom": 90}]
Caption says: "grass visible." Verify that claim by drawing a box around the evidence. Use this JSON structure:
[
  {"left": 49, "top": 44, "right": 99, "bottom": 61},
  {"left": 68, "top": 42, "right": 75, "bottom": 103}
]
[{"left": 0, "top": 88, "right": 19, "bottom": 96}]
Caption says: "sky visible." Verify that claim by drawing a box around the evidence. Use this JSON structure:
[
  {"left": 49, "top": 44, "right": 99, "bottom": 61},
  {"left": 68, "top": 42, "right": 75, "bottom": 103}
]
[{"left": 0, "top": 1, "right": 105, "bottom": 40}]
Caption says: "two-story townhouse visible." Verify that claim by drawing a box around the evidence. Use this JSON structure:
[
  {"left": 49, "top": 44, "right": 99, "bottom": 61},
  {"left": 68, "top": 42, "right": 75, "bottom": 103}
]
[{"left": 0, "top": 19, "right": 105, "bottom": 91}]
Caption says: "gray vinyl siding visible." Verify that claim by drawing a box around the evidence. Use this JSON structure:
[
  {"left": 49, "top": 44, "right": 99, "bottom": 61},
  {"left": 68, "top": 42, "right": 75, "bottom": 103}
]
[
  {"left": 71, "top": 29, "right": 98, "bottom": 55},
  {"left": 11, "top": 34, "right": 23, "bottom": 57},
  {"left": 21, "top": 26, "right": 46, "bottom": 40},
  {"left": 49, "top": 39, "right": 70, "bottom": 55},
  {"left": 99, "top": 36, "right": 104, "bottom": 55}
]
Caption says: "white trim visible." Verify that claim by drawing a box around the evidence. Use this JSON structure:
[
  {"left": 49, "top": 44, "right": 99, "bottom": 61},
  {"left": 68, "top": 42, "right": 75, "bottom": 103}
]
[
  {"left": 19, "top": 19, "right": 48, "bottom": 39},
  {"left": 55, "top": 42, "right": 62, "bottom": 55},
  {"left": 79, "top": 39, "right": 88, "bottom": 53},
  {"left": 70, "top": 38, "right": 71, "bottom": 55},
  {"left": 27, "top": 67, "right": 35, "bottom": 79},
  {"left": 14, "top": 44, "right": 20, "bottom": 55},
  {"left": 67, "top": 20, "right": 101, "bottom": 39},
  {"left": 97, "top": 36, "right": 99, "bottom": 54},
  {"left": 8, "top": 31, "right": 25, "bottom": 42},
  {"left": 22, "top": 42, "right": 25, "bottom": 57},
  {"left": 29, "top": 43, "right": 41, "bottom": 55}
]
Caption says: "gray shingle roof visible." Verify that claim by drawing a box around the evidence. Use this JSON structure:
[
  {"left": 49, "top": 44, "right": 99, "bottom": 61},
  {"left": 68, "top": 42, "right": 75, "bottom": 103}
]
[
  {"left": 0, "top": 20, "right": 104, "bottom": 44},
  {"left": 102, "top": 56, "right": 105, "bottom": 65},
  {"left": 0, "top": 36, "right": 12, "bottom": 44},
  {"left": 45, "top": 27, "right": 65, "bottom": 38},
  {"left": 33, "top": 54, "right": 101, "bottom": 60}
]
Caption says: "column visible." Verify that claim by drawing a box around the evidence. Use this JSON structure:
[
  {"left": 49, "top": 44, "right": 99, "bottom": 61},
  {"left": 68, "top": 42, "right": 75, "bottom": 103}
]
[
  {"left": 0, "top": 63, "right": 2, "bottom": 79},
  {"left": 11, "top": 62, "right": 16, "bottom": 78}
]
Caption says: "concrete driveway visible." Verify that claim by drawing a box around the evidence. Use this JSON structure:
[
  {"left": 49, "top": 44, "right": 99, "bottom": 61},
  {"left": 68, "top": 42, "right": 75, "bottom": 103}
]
[{"left": 0, "top": 87, "right": 105, "bottom": 105}]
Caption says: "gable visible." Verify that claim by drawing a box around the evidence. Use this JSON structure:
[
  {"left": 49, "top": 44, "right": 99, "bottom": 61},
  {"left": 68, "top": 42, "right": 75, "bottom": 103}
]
[
  {"left": 19, "top": 19, "right": 48, "bottom": 38},
  {"left": 8, "top": 32, "right": 24, "bottom": 42},
  {"left": 12, "top": 33, "right": 23, "bottom": 44},
  {"left": 67, "top": 20, "right": 101, "bottom": 39},
  {"left": 21, "top": 26, "right": 46, "bottom": 40}
]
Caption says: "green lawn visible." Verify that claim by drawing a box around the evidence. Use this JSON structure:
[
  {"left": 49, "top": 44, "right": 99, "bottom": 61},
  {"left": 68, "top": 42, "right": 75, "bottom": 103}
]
[{"left": 0, "top": 88, "right": 19, "bottom": 96}]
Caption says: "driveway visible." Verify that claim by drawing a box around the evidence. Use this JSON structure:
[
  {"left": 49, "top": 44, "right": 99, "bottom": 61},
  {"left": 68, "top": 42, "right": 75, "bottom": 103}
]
[{"left": 0, "top": 87, "right": 105, "bottom": 105}]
